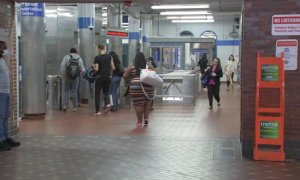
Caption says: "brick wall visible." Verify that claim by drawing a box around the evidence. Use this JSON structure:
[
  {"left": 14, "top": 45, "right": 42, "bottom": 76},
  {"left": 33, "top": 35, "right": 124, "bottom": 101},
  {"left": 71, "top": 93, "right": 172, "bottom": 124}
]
[
  {"left": 242, "top": 0, "right": 300, "bottom": 159},
  {"left": 0, "top": 1, "right": 18, "bottom": 136}
]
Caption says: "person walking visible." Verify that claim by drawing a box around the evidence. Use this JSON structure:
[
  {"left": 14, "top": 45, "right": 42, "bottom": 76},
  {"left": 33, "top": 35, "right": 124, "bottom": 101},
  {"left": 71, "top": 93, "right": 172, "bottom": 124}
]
[
  {"left": 94, "top": 45, "right": 115, "bottom": 115},
  {"left": 123, "top": 52, "right": 154, "bottom": 127},
  {"left": 198, "top": 53, "right": 208, "bottom": 74},
  {"left": 224, "top": 54, "right": 236, "bottom": 90},
  {"left": 60, "top": 48, "right": 85, "bottom": 112},
  {"left": 0, "top": 41, "right": 20, "bottom": 151},
  {"left": 203, "top": 58, "right": 223, "bottom": 109},
  {"left": 109, "top": 51, "right": 123, "bottom": 111}
]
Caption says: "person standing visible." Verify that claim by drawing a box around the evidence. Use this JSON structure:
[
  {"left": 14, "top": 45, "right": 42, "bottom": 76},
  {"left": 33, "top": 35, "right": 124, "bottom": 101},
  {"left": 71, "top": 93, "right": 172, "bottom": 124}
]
[
  {"left": 224, "top": 54, "right": 236, "bottom": 90},
  {"left": 123, "top": 52, "right": 154, "bottom": 127},
  {"left": 109, "top": 51, "right": 123, "bottom": 111},
  {"left": 94, "top": 45, "right": 115, "bottom": 115},
  {"left": 60, "top": 48, "right": 85, "bottom": 112},
  {"left": 0, "top": 41, "right": 20, "bottom": 151},
  {"left": 203, "top": 58, "right": 223, "bottom": 109},
  {"left": 198, "top": 53, "right": 208, "bottom": 74}
]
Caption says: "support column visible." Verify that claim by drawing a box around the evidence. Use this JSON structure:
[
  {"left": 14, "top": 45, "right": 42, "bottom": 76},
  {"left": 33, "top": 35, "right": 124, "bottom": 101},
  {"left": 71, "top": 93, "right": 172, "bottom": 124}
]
[
  {"left": 21, "top": 3, "right": 46, "bottom": 118},
  {"left": 142, "top": 16, "right": 152, "bottom": 58},
  {"left": 128, "top": 7, "right": 140, "bottom": 66},
  {"left": 77, "top": 3, "right": 95, "bottom": 103},
  {"left": 108, "top": 4, "right": 122, "bottom": 60}
]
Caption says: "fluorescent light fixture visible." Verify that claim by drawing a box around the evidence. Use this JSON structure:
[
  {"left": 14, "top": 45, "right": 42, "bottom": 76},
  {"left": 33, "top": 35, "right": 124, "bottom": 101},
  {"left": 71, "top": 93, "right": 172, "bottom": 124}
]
[
  {"left": 125, "top": 28, "right": 129, "bottom": 31},
  {"left": 102, "top": 13, "right": 108, "bottom": 17},
  {"left": 102, "top": 21, "right": 107, "bottom": 25},
  {"left": 45, "top": 9, "right": 57, "bottom": 13},
  {"left": 160, "top": 11, "right": 211, "bottom": 15},
  {"left": 152, "top": 4, "right": 209, "bottom": 9},
  {"left": 57, "top": 12, "right": 73, "bottom": 17},
  {"left": 102, "top": 7, "right": 107, "bottom": 10},
  {"left": 166, "top": 15, "right": 214, "bottom": 19},
  {"left": 172, "top": 19, "right": 215, "bottom": 23},
  {"left": 45, "top": 14, "right": 57, "bottom": 18},
  {"left": 122, "top": 23, "right": 129, "bottom": 25}
]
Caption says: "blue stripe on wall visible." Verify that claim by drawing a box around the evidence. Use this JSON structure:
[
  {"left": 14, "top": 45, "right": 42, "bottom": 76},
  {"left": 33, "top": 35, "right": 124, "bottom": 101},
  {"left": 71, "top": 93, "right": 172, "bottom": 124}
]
[
  {"left": 78, "top": 17, "right": 95, "bottom": 29},
  {"left": 129, "top": 32, "right": 140, "bottom": 40},
  {"left": 216, "top": 40, "right": 240, "bottom": 46},
  {"left": 142, "top": 35, "right": 147, "bottom": 43}
]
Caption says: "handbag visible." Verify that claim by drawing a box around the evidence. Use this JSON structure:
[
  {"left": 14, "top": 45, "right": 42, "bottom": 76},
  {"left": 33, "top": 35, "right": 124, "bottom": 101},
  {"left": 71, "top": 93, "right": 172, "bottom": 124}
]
[
  {"left": 82, "top": 67, "right": 97, "bottom": 83},
  {"left": 140, "top": 69, "right": 163, "bottom": 87},
  {"left": 201, "top": 74, "right": 209, "bottom": 88}
]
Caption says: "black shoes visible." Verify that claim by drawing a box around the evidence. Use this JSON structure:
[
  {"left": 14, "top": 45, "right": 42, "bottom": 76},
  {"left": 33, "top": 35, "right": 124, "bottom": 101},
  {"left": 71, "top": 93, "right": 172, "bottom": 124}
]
[
  {"left": 0, "top": 141, "right": 11, "bottom": 151},
  {"left": 6, "top": 138, "right": 21, "bottom": 147}
]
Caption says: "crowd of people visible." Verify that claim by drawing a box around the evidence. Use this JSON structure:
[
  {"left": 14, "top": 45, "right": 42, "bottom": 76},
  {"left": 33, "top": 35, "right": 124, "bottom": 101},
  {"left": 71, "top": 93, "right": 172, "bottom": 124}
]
[{"left": 60, "top": 45, "right": 157, "bottom": 127}]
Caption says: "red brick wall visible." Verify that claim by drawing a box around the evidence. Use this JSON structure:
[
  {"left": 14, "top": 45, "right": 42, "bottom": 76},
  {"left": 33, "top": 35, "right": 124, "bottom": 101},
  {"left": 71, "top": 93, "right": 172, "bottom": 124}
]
[
  {"left": 0, "top": 1, "right": 18, "bottom": 136},
  {"left": 242, "top": 0, "right": 300, "bottom": 159}
]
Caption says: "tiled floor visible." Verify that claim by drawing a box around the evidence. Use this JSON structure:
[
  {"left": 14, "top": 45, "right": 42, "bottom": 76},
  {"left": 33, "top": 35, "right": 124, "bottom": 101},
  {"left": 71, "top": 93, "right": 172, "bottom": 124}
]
[{"left": 1, "top": 85, "right": 300, "bottom": 179}]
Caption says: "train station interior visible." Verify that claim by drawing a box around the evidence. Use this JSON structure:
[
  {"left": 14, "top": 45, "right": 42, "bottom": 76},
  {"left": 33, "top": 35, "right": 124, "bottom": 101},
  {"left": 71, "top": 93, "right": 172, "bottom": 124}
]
[{"left": 1, "top": 0, "right": 300, "bottom": 179}]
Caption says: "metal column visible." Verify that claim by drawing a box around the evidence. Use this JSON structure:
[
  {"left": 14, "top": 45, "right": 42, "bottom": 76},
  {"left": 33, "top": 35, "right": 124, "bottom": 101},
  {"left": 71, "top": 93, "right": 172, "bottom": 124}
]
[
  {"left": 128, "top": 7, "right": 140, "bottom": 66},
  {"left": 77, "top": 3, "right": 96, "bottom": 103},
  {"left": 108, "top": 4, "right": 122, "bottom": 59},
  {"left": 142, "top": 16, "right": 152, "bottom": 58},
  {"left": 21, "top": 3, "right": 46, "bottom": 118}
]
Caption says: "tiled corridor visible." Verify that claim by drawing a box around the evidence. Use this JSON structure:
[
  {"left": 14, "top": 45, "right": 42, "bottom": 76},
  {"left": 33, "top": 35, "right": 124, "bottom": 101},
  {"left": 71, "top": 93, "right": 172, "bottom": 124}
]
[{"left": 1, "top": 85, "right": 300, "bottom": 180}]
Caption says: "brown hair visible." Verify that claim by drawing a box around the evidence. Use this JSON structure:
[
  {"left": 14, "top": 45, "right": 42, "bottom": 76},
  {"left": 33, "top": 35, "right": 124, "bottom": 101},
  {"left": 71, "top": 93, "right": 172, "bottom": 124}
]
[{"left": 98, "top": 44, "right": 105, "bottom": 50}]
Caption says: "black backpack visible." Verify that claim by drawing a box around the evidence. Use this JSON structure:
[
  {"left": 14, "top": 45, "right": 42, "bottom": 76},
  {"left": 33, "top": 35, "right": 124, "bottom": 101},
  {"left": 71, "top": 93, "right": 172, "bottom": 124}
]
[{"left": 66, "top": 55, "right": 80, "bottom": 78}]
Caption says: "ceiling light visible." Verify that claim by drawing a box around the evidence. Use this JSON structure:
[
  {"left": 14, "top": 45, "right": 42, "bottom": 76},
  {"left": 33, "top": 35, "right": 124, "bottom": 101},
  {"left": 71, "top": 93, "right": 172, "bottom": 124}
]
[
  {"left": 102, "top": 13, "right": 108, "bottom": 17},
  {"left": 172, "top": 19, "right": 215, "bottom": 23},
  {"left": 166, "top": 15, "right": 214, "bottom": 19},
  {"left": 152, "top": 4, "right": 209, "bottom": 9},
  {"left": 160, "top": 11, "right": 211, "bottom": 15}
]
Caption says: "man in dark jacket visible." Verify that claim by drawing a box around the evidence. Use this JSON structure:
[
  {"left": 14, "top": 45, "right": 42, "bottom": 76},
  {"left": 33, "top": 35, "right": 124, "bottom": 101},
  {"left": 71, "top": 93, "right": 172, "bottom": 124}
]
[{"left": 198, "top": 53, "right": 208, "bottom": 74}]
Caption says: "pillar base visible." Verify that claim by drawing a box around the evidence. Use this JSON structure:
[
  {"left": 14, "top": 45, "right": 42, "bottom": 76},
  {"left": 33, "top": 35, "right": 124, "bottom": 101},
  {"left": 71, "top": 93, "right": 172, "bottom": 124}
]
[{"left": 23, "top": 113, "right": 46, "bottom": 120}]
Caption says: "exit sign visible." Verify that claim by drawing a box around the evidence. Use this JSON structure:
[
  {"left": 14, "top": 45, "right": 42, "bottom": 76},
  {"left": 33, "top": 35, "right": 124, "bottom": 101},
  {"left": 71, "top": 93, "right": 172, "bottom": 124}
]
[{"left": 106, "top": 30, "right": 128, "bottom": 37}]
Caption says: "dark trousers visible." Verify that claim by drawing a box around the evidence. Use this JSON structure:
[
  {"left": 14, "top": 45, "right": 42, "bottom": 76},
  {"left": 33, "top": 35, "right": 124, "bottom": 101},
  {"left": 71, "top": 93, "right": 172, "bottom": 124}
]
[
  {"left": 207, "top": 85, "right": 220, "bottom": 107},
  {"left": 95, "top": 76, "right": 111, "bottom": 112}
]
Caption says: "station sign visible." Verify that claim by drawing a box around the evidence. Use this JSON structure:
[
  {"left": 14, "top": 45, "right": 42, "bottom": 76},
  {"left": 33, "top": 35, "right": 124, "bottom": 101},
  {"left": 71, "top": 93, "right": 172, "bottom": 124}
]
[
  {"left": 106, "top": 30, "right": 128, "bottom": 37},
  {"left": 272, "top": 14, "right": 300, "bottom": 35},
  {"left": 21, "top": 3, "right": 45, "bottom": 17},
  {"left": 275, "top": 39, "right": 298, "bottom": 70}
]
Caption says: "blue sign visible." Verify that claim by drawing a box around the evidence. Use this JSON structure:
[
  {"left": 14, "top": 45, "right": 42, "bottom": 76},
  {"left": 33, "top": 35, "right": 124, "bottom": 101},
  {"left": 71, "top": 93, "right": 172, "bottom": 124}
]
[
  {"left": 21, "top": 3, "right": 45, "bottom": 17},
  {"left": 175, "top": 48, "right": 179, "bottom": 65}
]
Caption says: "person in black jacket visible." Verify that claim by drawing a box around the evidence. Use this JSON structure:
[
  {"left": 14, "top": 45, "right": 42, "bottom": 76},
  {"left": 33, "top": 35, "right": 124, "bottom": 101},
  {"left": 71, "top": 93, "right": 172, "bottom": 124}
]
[
  {"left": 198, "top": 53, "right": 208, "bottom": 74},
  {"left": 203, "top": 58, "right": 223, "bottom": 109}
]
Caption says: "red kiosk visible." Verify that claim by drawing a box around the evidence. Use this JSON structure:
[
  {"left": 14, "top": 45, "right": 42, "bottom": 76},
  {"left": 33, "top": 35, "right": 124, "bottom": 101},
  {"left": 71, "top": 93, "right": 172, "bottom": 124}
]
[{"left": 253, "top": 52, "right": 285, "bottom": 161}]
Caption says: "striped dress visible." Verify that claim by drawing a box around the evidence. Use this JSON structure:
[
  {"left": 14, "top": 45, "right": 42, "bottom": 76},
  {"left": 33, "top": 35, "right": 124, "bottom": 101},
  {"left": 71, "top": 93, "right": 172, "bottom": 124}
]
[{"left": 129, "top": 68, "right": 154, "bottom": 106}]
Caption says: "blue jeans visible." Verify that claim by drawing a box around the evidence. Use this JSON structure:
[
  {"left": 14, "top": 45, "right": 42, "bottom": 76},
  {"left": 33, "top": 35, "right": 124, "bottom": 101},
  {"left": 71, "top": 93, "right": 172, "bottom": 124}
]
[
  {"left": 63, "top": 77, "right": 79, "bottom": 109},
  {"left": 111, "top": 76, "right": 121, "bottom": 110},
  {"left": 0, "top": 93, "right": 10, "bottom": 141}
]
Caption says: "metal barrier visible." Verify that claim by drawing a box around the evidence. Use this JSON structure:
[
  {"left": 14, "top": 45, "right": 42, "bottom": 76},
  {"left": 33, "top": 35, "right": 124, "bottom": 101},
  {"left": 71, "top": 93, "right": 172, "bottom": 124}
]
[
  {"left": 47, "top": 75, "right": 63, "bottom": 110},
  {"left": 154, "top": 71, "right": 200, "bottom": 106}
]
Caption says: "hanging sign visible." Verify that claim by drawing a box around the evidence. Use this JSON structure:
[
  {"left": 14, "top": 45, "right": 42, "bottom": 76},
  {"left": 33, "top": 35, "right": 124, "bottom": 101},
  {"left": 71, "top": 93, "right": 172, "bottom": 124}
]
[
  {"left": 272, "top": 14, "right": 300, "bottom": 35},
  {"left": 106, "top": 30, "right": 128, "bottom": 37},
  {"left": 21, "top": 3, "right": 45, "bottom": 17},
  {"left": 276, "top": 39, "right": 298, "bottom": 70}
]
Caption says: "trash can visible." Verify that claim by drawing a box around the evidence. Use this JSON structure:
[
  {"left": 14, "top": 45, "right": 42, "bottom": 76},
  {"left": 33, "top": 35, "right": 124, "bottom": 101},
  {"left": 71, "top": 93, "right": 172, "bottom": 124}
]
[{"left": 47, "top": 75, "right": 63, "bottom": 110}]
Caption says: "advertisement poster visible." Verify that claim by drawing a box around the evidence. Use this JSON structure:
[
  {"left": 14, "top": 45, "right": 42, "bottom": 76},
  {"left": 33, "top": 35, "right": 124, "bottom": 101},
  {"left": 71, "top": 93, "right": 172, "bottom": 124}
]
[
  {"left": 272, "top": 14, "right": 300, "bottom": 35},
  {"left": 261, "top": 64, "right": 279, "bottom": 81},
  {"left": 260, "top": 121, "right": 279, "bottom": 139},
  {"left": 21, "top": 3, "right": 45, "bottom": 17},
  {"left": 276, "top": 39, "right": 298, "bottom": 70}
]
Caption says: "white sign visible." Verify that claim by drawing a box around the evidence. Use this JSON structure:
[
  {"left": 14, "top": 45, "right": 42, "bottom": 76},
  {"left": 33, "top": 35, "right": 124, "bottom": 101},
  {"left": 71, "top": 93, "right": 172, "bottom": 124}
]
[
  {"left": 275, "top": 39, "right": 298, "bottom": 70},
  {"left": 272, "top": 14, "right": 300, "bottom": 35}
]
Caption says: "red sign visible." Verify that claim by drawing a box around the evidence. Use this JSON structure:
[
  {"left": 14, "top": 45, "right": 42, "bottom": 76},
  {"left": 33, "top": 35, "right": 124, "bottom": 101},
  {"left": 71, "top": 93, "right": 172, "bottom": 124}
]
[
  {"left": 272, "top": 14, "right": 300, "bottom": 35},
  {"left": 107, "top": 31, "right": 128, "bottom": 37}
]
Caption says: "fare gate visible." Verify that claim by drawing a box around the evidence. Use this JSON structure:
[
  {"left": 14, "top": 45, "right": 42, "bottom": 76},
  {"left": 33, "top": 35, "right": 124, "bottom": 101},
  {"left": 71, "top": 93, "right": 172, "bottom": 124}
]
[{"left": 253, "top": 52, "right": 285, "bottom": 161}]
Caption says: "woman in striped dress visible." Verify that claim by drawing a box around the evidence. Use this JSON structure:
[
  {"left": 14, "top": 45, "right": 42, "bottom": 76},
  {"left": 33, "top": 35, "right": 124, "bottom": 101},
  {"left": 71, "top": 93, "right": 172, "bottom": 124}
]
[{"left": 123, "top": 52, "right": 154, "bottom": 127}]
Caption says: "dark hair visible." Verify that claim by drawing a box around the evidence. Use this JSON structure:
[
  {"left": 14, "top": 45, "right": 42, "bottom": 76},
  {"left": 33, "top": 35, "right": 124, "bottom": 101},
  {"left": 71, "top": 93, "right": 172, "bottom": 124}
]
[
  {"left": 214, "top": 57, "right": 222, "bottom": 70},
  {"left": 229, "top": 54, "right": 235, "bottom": 61},
  {"left": 98, "top": 44, "right": 105, "bottom": 50},
  {"left": 147, "top": 57, "right": 157, "bottom": 68},
  {"left": 0, "top": 41, "right": 7, "bottom": 51},
  {"left": 109, "top": 51, "right": 120, "bottom": 70},
  {"left": 134, "top": 52, "right": 146, "bottom": 75},
  {"left": 70, "top": 48, "right": 77, "bottom": 53},
  {"left": 0, "top": 50, "right": 3, "bottom": 58}
]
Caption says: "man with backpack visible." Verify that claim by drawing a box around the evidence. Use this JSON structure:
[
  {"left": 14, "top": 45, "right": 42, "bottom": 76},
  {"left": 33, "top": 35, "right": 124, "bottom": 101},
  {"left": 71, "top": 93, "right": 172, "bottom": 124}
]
[
  {"left": 198, "top": 53, "right": 209, "bottom": 75},
  {"left": 60, "top": 48, "right": 85, "bottom": 112}
]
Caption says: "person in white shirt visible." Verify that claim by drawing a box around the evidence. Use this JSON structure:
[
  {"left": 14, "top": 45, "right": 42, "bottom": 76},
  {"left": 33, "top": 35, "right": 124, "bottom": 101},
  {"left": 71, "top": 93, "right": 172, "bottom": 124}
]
[{"left": 224, "top": 54, "right": 237, "bottom": 90}]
